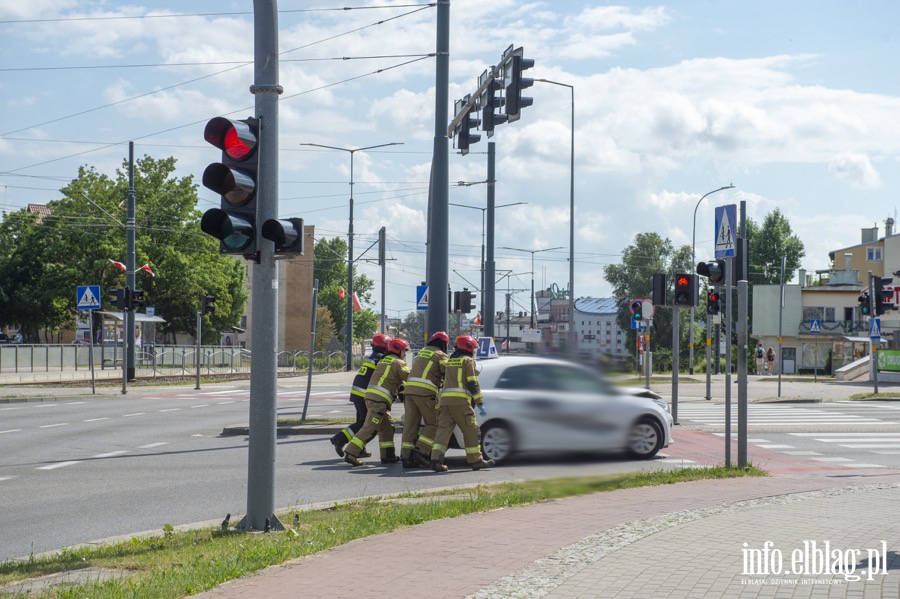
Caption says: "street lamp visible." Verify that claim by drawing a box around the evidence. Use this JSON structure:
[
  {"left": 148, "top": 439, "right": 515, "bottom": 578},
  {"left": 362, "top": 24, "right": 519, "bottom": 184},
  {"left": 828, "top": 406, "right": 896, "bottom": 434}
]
[
  {"left": 299, "top": 141, "right": 404, "bottom": 371},
  {"left": 533, "top": 78, "right": 575, "bottom": 354},
  {"left": 450, "top": 199, "right": 526, "bottom": 319},
  {"left": 689, "top": 184, "right": 735, "bottom": 374},
  {"left": 500, "top": 246, "right": 564, "bottom": 329}
]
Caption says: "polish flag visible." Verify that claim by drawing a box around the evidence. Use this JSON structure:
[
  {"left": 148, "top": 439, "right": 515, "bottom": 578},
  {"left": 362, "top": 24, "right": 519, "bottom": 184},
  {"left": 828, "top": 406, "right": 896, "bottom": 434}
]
[
  {"left": 474, "top": 311, "right": 482, "bottom": 325},
  {"left": 352, "top": 292, "right": 362, "bottom": 312},
  {"left": 139, "top": 264, "right": 156, "bottom": 277},
  {"left": 108, "top": 259, "right": 126, "bottom": 271},
  {"left": 338, "top": 288, "right": 346, "bottom": 300}
]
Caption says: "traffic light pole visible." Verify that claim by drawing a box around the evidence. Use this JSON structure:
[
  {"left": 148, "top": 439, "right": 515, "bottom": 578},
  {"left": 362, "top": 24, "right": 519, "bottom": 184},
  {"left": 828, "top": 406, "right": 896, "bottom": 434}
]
[
  {"left": 240, "top": 0, "right": 283, "bottom": 533},
  {"left": 195, "top": 308, "right": 202, "bottom": 390},
  {"left": 484, "top": 142, "right": 496, "bottom": 338},
  {"left": 126, "top": 142, "right": 136, "bottom": 382},
  {"left": 724, "top": 259, "right": 732, "bottom": 467},
  {"left": 870, "top": 272, "right": 878, "bottom": 394},
  {"left": 671, "top": 307, "right": 680, "bottom": 425}
]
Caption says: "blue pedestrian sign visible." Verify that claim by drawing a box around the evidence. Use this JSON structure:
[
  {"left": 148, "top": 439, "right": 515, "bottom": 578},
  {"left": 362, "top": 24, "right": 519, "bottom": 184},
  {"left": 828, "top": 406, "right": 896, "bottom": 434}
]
[
  {"left": 76, "top": 285, "right": 101, "bottom": 310},
  {"left": 416, "top": 285, "right": 429, "bottom": 311},
  {"left": 630, "top": 316, "right": 645, "bottom": 330},
  {"left": 809, "top": 319, "right": 822, "bottom": 334},
  {"left": 714, "top": 204, "right": 737, "bottom": 259},
  {"left": 870, "top": 318, "right": 881, "bottom": 340}
]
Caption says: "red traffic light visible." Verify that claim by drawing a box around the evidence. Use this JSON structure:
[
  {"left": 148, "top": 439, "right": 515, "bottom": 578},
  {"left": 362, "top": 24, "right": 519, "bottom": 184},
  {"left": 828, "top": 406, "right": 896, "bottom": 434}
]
[
  {"left": 204, "top": 117, "right": 257, "bottom": 160},
  {"left": 676, "top": 275, "right": 690, "bottom": 287},
  {"left": 709, "top": 292, "right": 720, "bottom": 303}
]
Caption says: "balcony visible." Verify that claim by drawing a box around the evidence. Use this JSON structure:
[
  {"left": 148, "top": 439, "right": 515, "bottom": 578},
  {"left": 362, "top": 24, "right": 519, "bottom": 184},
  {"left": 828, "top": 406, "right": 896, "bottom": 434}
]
[{"left": 798, "top": 320, "right": 869, "bottom": 336}]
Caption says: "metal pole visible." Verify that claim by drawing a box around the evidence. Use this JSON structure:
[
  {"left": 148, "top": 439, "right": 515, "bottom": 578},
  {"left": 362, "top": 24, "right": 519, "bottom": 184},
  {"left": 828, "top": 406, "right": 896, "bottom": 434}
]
[
  {"left": 88, "top": 309, "right": 96, "bottom": 394},
  {"left": 426, "top": 0, "right": 450, "bottom": 335},
  {"left": 121, "top": 298, "right": 128, "bottom": 395},
  {"left": 567, "top": 85, "right": 575, "bottom": 356},
  {"left": 241, "top": 0, "right": 283, "bottom": 533},
  {"left": 485, "top": 142, "right": 496, "bottom": 338},
  {"left": 870, "top": 272, "right": 878, "bottom": 394},
  {"left": 705, "top": 313, "right": 711, "bottom": 400},
  {"left": 379, "top": 227, "right": 386, "bottom": 334},
  {"left": 777, "top": 256, "right": 785, "bottom": 396},
  {"left": 302, "top": 279, "right": 318, "bottom": 421},
  {"left": 737, "top": 280, "right": 748, "bottom": 467},
  {"left": 195, "top": 308, "right": 202, "bottom": 390},
  {"left": 346, "top": 151, "right": 355, "bottom": 371},
  {"left": 724, "top": 259, "right": 732, "bottom": 467},
  {"left": 672, "top": 307, "right": 679, "bottom": 425},
  {"left": 126, "top": 142, "right": 136, "bottom": 381}
]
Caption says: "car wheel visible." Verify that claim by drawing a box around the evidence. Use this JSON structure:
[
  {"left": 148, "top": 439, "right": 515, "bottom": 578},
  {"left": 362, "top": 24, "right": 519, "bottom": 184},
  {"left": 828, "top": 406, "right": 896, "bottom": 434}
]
[
  {"left": 481, "top": 422, "right": 514, "bottom": 464},
  {"left": 627, "top": 417, "right": 664, "bottom": 459}
]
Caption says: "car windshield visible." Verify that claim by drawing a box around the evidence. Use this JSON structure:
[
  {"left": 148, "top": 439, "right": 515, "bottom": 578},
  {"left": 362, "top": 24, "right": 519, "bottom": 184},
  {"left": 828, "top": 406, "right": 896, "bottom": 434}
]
[{"left": 494, "top": 364, "right": 613, "bottom": 394}]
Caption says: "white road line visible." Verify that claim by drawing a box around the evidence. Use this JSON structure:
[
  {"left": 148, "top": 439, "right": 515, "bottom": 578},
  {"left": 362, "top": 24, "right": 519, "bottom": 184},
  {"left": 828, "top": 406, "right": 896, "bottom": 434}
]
[
  {"left": 191, "top": 434, "right": 204, "bottom": 437},
  {"left": 66, "top": 402, "right": 86, "bottom": 405},
  {"left": 837, "top": 444, "right": 900, "bottom": 449},
  {"left": 34, "top": 404, "right": 57, "bottom": 408},
  {"left": 36, "top": 461, "right": 81, "bottom": 470},
  {"left": 138, "top": 442, "right": 168, "bottom": 449},
  {"left": 872, "top": 451, "right": 900, "bottom": 455},
  {"left": 0, "top": 429, "right": 22, "bottom": 434},
  {"left": 39, "top": 423, "right": 69, "bottom": 428},
  {"left": 0, "top": 407, "right": 22, "bottom": 411},
  {"left": 807, "top": 438, "right": 900, "bottom": 443},
  {"left": 790, "top": 432, "right": 900, "bottom": 436},
  {"left": 123, "top": 413, "right": 146, "bottom": 417},
  {"left": 0, "top": 476, "right": 14, "bottom": 482},
  {"left": 810, "top": 457, "right": 853, "bottom": 462},
  {"left": 217, "top": 401, "right": 235, "bottom": 405},
  {"left": 84, "top": 417, "right": 109, "bottom": 422},
  {"left": 783, "top": 451, "right": 823, "bottom": 456},
  {"left": 158, "top": 408, "right": 181, "bottom": 413},
  {"left": 92, "top": 450, "right": 129, "bottom": 458},
  {"left": 844, "top": 464, "right": 888, "bottom": 468},
  {"left": 190, "top": 404, "right": 209, "bottom": 408},
  {"left": 754, "top": 444, "right": 796, "bottom": 449}
]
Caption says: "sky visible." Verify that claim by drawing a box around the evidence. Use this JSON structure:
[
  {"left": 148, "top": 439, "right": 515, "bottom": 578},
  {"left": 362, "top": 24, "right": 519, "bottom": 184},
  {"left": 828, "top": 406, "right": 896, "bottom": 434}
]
[{"left": 2, "top": 0, "right": 900, "bottom": 321}]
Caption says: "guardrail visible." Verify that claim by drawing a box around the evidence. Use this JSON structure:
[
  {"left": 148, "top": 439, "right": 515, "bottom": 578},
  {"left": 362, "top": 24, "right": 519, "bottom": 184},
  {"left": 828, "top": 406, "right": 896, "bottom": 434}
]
[{"left": 0, "top": 344, "right": 361, "bottom": 378}]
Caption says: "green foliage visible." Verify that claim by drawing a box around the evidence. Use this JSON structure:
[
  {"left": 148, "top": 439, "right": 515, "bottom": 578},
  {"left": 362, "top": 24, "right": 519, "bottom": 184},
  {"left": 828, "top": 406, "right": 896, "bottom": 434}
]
[{"left": 313, "top": 236, "right": 377, "bottom": 344}]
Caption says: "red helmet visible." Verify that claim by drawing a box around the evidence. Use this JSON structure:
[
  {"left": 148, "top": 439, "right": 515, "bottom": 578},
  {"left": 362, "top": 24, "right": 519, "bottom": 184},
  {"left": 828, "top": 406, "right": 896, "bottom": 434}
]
[
  {"left": 456, "top": 335, "right": 478, "bottom": 353},
  {"left": 372, "top": 333, "right": 392, "bottom": 350},
  {"left": 428, "top": 331, "right": 450, "bottom": 346},
  {"left": 387, "top": 337, "right": 410, "bottom": 355}
]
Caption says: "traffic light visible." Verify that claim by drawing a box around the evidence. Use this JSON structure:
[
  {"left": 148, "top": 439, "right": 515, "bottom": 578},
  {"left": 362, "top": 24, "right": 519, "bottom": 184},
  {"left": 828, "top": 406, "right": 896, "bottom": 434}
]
[
  {"left": 202, "top": 295, "right": 216, "bottom": 316},
  {"left": 505, "top": 52, "right": 534, "bottom": 123},
  {"left": 696, "top": 260, "right": 726, "bottom": 284},
  {"left": 261, "top": 217, "right": 304, "bottom": 255},
  {"left": 200, "top": 116, "right": 260, "bottom": 257},
  {"left": 875, "top": 276, "right": 895, "bottom": 316},
  {"left": 673, "top": 273, "right": 698, "bottom": 307},
  {"left": 481, "top": 77, "right": 507, "bottom": 137},
  {"left": 651, "top": 274, "right": 666, "bottom": 307},
  {"left": 460, "top": 288, "right": 477, "bottom": 313},
  {"left": 110, "top": 288, "right": 127, "bottom": 311},
  {"left": 457, "top": 96, "right": 481, "bottom": 156},
  {"left": 630, "top": 299, "right": 643, "bottom": 320},
  {"left": 707, "top": 290, "right": 720, "bottom": 315},
  {"left": 859, "top": 290, "right": 870, "bottom": 316},
  {"left": 130, "top": 289, "right": 145, "bottom": 311}
]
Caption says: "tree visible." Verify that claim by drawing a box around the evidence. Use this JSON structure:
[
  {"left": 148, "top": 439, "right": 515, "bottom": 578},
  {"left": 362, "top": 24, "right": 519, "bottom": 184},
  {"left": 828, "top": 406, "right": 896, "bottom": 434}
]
[
  {"left": 312, "top": 236, "right": 378, "bottom": 344},
  {"left": 314, "top": 305, "right": 336, "bottom": 352},
  {"left": 747, "top": 209, "right": 805, "bottom": 284},
  {"left": 603, "top": 232, "right": 694, "bottom": 371}
]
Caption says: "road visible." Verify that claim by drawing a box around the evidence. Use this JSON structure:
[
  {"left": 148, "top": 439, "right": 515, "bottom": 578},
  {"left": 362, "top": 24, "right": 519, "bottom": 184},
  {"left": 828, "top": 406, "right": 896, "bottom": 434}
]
[{"left": 0, "top": 381, "right": 684, "bottom": 562}]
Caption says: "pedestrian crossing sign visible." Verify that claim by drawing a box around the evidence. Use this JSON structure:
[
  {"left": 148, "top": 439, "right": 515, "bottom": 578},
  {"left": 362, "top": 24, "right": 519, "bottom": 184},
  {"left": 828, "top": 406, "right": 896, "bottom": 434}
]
[
  {"left": 870, "top": 318, "right": 881, "bottom": 340},
  {"left": 714, "top": 204, "right": 737, "bottom": 259},
  {"left": 416, "top": 285, "right": 428, "bottom": 311},
  {"left": 809, "top": 319, "right": 821, "bottom": 334},
  {"left": 76, "top": 285, "right": 101, "bottom": 310}
]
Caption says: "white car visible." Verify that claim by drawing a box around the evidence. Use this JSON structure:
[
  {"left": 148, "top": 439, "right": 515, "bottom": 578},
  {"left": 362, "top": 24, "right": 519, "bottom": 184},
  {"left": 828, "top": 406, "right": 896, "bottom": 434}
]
[{"left": 447, "top": 356, "right": 673, "bottom": 464}]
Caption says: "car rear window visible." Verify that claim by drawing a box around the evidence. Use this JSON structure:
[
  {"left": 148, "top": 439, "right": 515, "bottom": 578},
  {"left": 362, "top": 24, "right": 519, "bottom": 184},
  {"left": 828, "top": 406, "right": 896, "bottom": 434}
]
[{"left": 495, "top": 364, "right": 611, "bottom": 394}]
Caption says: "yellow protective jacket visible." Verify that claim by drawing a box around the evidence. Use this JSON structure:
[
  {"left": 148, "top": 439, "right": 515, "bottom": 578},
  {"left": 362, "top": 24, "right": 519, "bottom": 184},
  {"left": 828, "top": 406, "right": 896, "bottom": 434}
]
[
  {"left": 403, "top": 345, "right": 448, "bottom": 398},
  {"left": 363, "top": 355, "right": 410, "bottom": 405},
  {"left": 439, "top": 354, "right": 482, "bottom": 406},
  {"left": 350, "top": 350, "right": 386, "bottom": 400}
]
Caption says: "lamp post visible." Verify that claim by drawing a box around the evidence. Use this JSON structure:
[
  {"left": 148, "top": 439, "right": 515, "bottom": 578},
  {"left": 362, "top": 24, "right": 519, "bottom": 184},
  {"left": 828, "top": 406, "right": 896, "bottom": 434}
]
[
  {"left": 534, "top": 78, "right": 575, "bottom": 354},
  {"left": 500, "top": 246, "right": 563, "bottom": 329},
  {"left": 450, "top": 198, "right": 526, "bottom": 323},
  {"left": 689, "top": 184, "right": 735, "bottom": 374},
  {"left": 300, "top": 141, "right": 404, "bottom": 371}
]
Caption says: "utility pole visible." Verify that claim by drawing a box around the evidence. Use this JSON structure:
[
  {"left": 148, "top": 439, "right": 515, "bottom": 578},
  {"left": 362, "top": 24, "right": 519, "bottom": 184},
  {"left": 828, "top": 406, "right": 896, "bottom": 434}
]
[{"left": 126, "top": 142, "right": 136, "bottom": 381}]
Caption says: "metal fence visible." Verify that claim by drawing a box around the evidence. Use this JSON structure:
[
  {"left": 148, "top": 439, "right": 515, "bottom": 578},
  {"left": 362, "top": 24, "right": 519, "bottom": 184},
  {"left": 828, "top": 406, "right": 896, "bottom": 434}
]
[{"left": 0, "top": 344, "right": 355, "bottom": 378}]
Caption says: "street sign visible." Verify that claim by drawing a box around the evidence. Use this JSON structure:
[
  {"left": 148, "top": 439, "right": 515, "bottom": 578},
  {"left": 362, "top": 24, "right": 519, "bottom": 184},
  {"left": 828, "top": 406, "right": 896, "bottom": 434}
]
[
  {"left": 416, "top": 285, "right": 428, "bottom": 311},
  {"left": 475, "top": 337, "right": 498, "bottom": 359},
  {"left": 870, "top": 318, "right": 881, "bottom": 340},
  {"left": 809, "top": 319, "right": 822, "bottom": 334},
  {"left": 630, "top": 316, "right": 646, "bottom": 330},
  {"left": 76, "top": 285, "right": 101, "bottom": 310},
  {"left": 714, "top": 204, "right": 737, "bottom": 259},
  {"left": 642, "top": 299, "right": 654, "bottom": 319}
]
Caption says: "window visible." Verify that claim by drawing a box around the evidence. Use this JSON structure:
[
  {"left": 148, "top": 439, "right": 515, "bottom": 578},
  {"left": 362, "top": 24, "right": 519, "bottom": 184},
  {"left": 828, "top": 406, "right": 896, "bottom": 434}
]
[
  {"left": 802, "top": 306, "right": 836, "bottom": 322},
  {"left": 867, "top": 247, "right": 882, "bottom": 262}
]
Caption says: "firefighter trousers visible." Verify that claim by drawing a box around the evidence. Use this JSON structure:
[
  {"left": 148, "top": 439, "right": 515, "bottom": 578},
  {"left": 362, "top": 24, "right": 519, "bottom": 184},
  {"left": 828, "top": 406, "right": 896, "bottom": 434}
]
[
  {"left": 430, "top": 402, "right": 484, "bottom": 464},
  {"left": 400, "top": 393, "right": 439, "bottom": 459},
  {"left": 345, "top": 398, "right": 395, "bottom": 459},
  {"left": 331, "top": 395, "right": 367, "bottom": 446}
]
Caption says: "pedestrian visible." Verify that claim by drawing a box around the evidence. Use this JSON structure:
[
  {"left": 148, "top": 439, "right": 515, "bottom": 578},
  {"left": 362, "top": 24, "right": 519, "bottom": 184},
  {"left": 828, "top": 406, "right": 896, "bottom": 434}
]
[
  {"left": 755, "top": 342, "right": 765, "bottom": 375},
  {"left": 400, "top": 331, "right": 449, "bottom": 468},
  {"left": 343, "top": 337, "right": 410, "bottom": 467},
  {"left": 766, "top": 347, "right": 776, "bottom": 375},
  {"left": 329, "top": 333, "right": 392, "bottom": 459},
  {"left": 429, "top": 335, "right": 494, "bottom": 472}
]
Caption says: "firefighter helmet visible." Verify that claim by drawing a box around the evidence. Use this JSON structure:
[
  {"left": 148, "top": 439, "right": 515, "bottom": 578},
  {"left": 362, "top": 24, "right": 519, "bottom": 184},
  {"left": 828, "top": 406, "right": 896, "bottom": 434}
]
[
  {"left": 428, "top": 331, "right": 450, "bottom": 346},
  {"left": 372, "top": 333, "right": 392, "bottom": 350},
  {"left": 387, "top": 337, "right": 410, "bottom": 356},
  {"left": 456, "top": 335, "right": 478, "bottom": 353}
]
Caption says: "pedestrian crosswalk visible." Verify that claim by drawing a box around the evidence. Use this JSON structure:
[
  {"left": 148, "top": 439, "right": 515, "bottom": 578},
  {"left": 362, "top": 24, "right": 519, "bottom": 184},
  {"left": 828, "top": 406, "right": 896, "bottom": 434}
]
[
  {"left": 677, "top": 404, "right": 897, "bottom": 428},
  {"left": 708, "top": 432, "right": 893, "bottom": 469}
]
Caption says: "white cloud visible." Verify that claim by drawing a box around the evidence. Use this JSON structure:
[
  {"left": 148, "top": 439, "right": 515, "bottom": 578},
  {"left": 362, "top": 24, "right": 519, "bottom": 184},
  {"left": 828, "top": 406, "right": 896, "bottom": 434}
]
[{"left": 828, "top": 152, "right": 882, "bottom": 189}]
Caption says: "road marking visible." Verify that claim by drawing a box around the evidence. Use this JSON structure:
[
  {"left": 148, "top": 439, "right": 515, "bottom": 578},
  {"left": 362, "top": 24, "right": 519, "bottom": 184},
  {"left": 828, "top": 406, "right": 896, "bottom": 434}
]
[
  {"left": 783, "top": 451, "right": 823, "bottom": 456},
  {"left": 0, "top": 407, "right": 22, "bottom": 411},
  {"left": 66, "top": 402, "right": 86, "bottom": 405},
  {"left": 836, "top": 444, "right": 900, "bottom": 449},
  {"left": 790, "top": 432, "right": 900, "bottom": 436},
  {"left": 0, "top": 429, "right": 22, "bottom": 434},
  {"left": 158, "top": 408, "right": 181, "bottom": 413},
  {"left": 40, "top": 423, "right": 69, "bottom": 428},
  {"left": 190, "top": 404, "right": 209, "bottom": 408},
  {"left": 810, "top": 457, "right": 853, "bottom": 462},
  {"left": 36, "top": 461, "right": 81, "bottom": 470},
  {"left": 123, "top": 413, "right": 146, "bottom": 417},
  {"left": 0, "top": 476, "right": 14, "bottom": 482},
  {"left": 191, "top": 434, "right": 204, "bottom": 437},
  {"left": 872, "top": 451, "right": 900, "bottom": 454},
  {"left": 138, "top": 442, "right": 168, "bottom": 449},
  {"left": 84, "top": 417, "right": 109, "bottom": 422},
  {"left": 92, "top": 450, "right": 129, "bottom": 458},
  {"left": 755, "top": 444, "right": 796, "bottom": 449},
  {"left": 844, "top": 463, "right": 888, "bottom": 468},
  {"left": 34, "top": 404, "right": 57, "bottom": 408},
  {"left": 217, "top": 401, "right": 235, "bottom": 405}
]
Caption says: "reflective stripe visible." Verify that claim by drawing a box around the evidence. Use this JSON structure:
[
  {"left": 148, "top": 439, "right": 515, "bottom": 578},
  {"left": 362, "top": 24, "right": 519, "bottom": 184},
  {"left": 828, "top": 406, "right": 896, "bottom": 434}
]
[
  {"left": 465, "top": 446, "right": 481, "bottom": 455},
  {"left": 406, "top": 377, "right": 438, "bottom": 391},
  {"left": 471, "top": 392, "right": 483, "bottom": 401},
  {"left": 349, "top": 437, "right": 365, "bottom": 449},
  {"left": 368, "top": 386, "right": 393, "bottom": 404},
  {"left": 340, "top": 428, "right": 353, "bottom": 441},
  {"left": 441, "top": 387, "right": 467, "bottom": 394},
  {"left": 401, "top": 441, "right": 416, "bottom": 449},
  {"left": 351, "top": 385, "right": 367, "bottom": 396},
  {"left": 432, "top": 444, "right": 447, "bottom": 453},
  {"left": 417, "top": 435, "right": 434, "bottom": 448},
  {"left": 379, "top": 441, "right": 395, "bottom": 448}
]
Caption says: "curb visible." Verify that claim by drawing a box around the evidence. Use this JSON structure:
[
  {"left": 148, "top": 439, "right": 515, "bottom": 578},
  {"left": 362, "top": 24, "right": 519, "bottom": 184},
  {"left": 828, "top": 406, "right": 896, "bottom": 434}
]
[{"left": 221, "top": 422, "right": 404, "bottom": 436}]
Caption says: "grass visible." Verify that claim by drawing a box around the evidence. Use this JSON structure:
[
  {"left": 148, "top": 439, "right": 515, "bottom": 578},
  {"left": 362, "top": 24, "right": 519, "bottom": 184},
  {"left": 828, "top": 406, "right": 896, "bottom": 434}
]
[
  {"left": 848, "top": 391, "right": 900, "bottom": 400},
  {"left": 276, "top": 417, "right": 354, "bottom": 426},
  {"left": 0, "top": 465, "right": 765, "bottom": 598}
]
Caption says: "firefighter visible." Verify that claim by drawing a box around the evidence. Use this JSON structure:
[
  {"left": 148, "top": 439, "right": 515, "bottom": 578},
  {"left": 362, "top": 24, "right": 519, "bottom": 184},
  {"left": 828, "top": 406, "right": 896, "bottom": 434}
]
[
  {"left": 429, "top": 335, "right": 494, "bottom": 472},
  {"left": 400, "top": 331, "right": 449, "bottom": 468},
  {"left": 329, "top": 333, "right": 392, "bottom": 458},
  {"left": 343, "top": 337, "right": 410, "bottom": 466}
]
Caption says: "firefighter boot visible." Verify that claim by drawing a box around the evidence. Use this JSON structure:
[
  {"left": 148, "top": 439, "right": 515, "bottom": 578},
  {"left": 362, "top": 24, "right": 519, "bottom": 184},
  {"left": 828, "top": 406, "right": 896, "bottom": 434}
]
[
  {"left": 329, "top": 435, "right": 345, "bottom": 457},
  {"left": 401, "top": 457, "right": 418, "bottom": 469},
  {"left": 430, "top": 459, "right": 448, "bottom": 473},
  {"left": 381, "top": 448, "right": 400, "bottom": 464},
  {"left": 470, "top": 458, "right": 495, "bottom": 470},
  {"left": 343, "top": 453, "right": 364, "bottom": 467},
  {"left": 412, "top": 450, "right": 431, "bottom": 467}
]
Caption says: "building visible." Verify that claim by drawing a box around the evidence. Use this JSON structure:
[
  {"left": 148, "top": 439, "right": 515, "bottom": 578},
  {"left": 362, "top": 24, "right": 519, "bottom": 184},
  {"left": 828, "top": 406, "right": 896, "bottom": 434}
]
[{"left": 571, "top": 298, "right": 629, "bottom": 361}]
